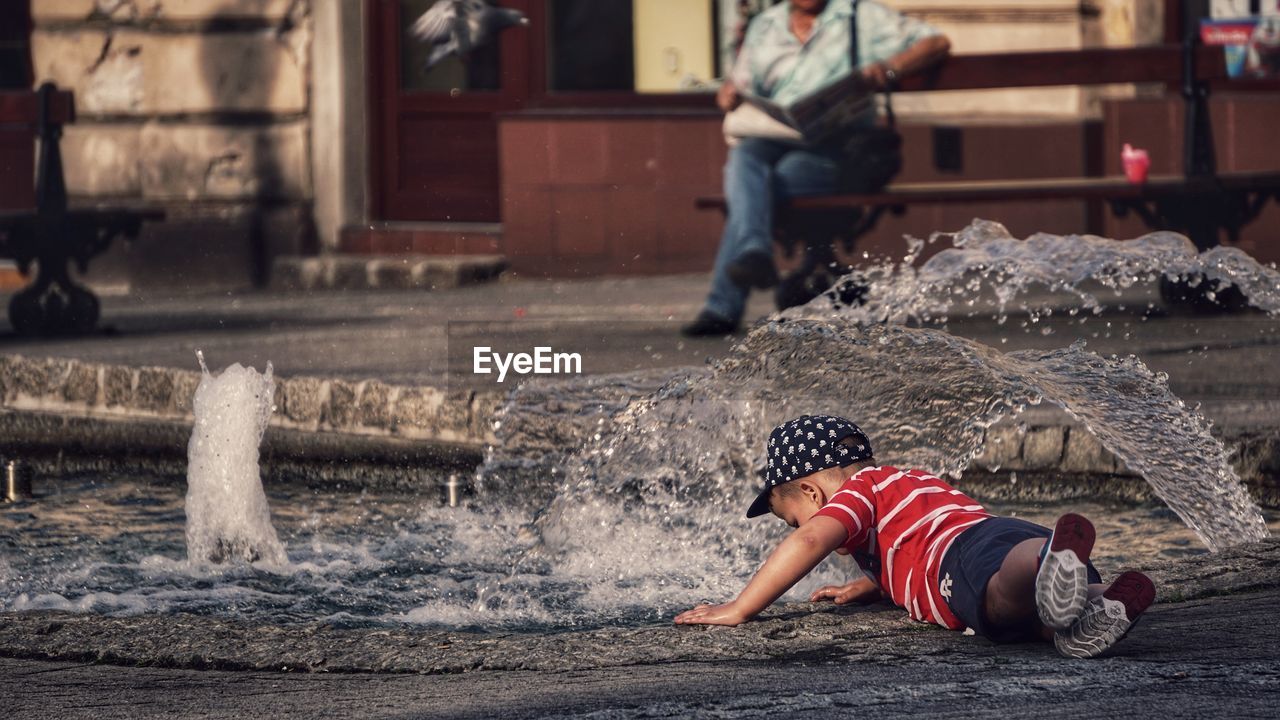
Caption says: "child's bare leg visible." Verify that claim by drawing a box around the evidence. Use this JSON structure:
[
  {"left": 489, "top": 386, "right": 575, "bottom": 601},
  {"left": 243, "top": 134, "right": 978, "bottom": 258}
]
[
  {"left": 984, "top": 538, "right": 1106, "bottom": 640},
  {"left": 982, "top": 538, "right": 1045, "bottom": 632}
]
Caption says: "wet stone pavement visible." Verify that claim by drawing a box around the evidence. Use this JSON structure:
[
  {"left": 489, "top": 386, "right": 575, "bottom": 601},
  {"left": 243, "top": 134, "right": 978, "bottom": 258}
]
[
  {"left": 2, "top": 540, "right": 1278, "bottom": 718},
  {"left": 3, "top": 604, "right": 1278, "bottom": 720}
]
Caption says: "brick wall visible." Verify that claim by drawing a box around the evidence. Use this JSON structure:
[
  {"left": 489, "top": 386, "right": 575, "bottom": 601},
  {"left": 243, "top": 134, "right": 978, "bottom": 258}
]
[
  {"left": 497, "top": 112, "right": 1097, "bottom": 277},
  {"left": 499, "top": 113, "right": 729, "bottom": 277},
  {"left": 498, "top": 98, "right": 1280, "bottom": 278}
]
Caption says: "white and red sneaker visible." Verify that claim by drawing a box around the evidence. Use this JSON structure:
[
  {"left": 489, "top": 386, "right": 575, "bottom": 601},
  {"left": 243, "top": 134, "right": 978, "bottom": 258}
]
[
  {"left": 1035, "top": 513, "right": 1096, "bottom": 630},
  {"left": 1054, "top": 571, "right": 1156, "bottom": 658}
]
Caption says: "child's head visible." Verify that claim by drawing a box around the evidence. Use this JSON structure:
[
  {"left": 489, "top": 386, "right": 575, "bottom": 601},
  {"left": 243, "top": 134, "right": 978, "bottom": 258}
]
[{"left": 746, "top": 415, "right": 875, "bottom": 522}]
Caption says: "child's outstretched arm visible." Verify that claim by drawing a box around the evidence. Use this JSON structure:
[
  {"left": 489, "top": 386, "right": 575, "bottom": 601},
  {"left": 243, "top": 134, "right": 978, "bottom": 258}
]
[{"left": 674, "top": 515, "right": 847, "bottom": 626}]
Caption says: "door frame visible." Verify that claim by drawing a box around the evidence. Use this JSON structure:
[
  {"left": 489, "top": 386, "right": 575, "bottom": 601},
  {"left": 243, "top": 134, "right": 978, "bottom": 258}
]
[{"left": 366, "top": 0, "right": 535, "bottom": 222}]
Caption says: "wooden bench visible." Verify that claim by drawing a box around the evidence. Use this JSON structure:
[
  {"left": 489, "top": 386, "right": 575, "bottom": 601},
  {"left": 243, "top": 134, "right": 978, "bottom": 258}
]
[
  {"left": 0, "top": 83, "right": 164, "bottom": 335},
  {"left": 697, "top": 41, "right": 1280, "bottom": 310}
]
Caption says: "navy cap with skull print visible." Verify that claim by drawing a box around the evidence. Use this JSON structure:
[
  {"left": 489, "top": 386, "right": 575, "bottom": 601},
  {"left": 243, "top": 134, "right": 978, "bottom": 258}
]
[{"left": 746, "top": 415, "right": 873, "bottom": 518}]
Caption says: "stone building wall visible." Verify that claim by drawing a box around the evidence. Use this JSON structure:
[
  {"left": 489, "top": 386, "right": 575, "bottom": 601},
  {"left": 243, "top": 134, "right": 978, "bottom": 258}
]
[{"left": 28, "top": 0, "right": 314, "bottom": 290}]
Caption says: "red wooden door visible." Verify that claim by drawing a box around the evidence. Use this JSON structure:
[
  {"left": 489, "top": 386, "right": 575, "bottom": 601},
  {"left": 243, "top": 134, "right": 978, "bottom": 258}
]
[{"left": 369, "top": 0, "right": 532, "bottom": 222}]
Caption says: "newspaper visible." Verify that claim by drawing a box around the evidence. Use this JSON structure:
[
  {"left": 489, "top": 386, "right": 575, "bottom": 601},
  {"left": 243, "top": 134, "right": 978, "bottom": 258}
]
[{"left": 738, "top": 69, "right": 877, "bottom": 142}]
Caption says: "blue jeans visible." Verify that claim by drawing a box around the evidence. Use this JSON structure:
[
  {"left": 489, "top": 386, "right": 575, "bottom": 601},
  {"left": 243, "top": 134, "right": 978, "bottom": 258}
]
[{"left": 703, "top": 138, "right": 843, "bottom": 324}]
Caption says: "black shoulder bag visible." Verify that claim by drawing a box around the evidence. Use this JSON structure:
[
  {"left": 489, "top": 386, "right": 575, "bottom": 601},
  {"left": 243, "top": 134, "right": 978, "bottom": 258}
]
[{"left": 834, "top": 0, "right": 903, "bottom": 192}]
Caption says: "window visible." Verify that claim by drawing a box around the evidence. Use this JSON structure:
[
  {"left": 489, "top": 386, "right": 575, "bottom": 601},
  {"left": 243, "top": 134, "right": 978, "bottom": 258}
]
[
  {"left": 388, "top": 0, "right": 790, "bottom": 103},
  {"left": 544, "top": 0, "right": 770, "bottom": 94},
  {"left": 0, "top": 1, "right": 31, "bottom": 89}
]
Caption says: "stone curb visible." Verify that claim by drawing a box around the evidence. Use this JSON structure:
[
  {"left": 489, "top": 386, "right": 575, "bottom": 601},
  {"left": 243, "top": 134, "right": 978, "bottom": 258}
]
[
  {"left": 970, "top": 420, "right": 1279, "bottom": 492},
  {"left": 0, "top": 353, "right": 502, "bottom": 451},
  {"left": 0, "top": 353, "right": 1276, "bottom": 500},
  {"left": 972, "top": 422, "right": 1129, "bottom": 475},
  {"left": 270, "top": 254, "right": 508, "bottom": 292}
]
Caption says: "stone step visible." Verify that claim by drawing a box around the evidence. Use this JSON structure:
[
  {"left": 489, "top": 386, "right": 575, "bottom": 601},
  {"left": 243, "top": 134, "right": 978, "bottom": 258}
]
[
  {"left": 270, "top": 254, "right": 507, "bottom": 292},
  {"left": 339, "top": 222, "right": 502, "bottom": 255}
]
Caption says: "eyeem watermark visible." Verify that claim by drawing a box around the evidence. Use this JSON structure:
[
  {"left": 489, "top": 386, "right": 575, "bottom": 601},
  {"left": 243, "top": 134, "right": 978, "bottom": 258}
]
[
  {"left": 446, "top": 320, "right": 722, "bottom": 390},
  {"left": 473, "top": 346, "right": 582, "bottom": 383}
]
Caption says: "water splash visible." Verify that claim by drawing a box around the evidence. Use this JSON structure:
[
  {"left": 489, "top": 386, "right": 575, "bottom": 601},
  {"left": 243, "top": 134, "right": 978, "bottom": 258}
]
[
  {"left": 792, "top": 219, "right": 1280, "bottom": 325},
  {"left": 185, "top": 351, "right": 287, "bottom": 565},
  {"left": 502, "top": 322, "right": 1263, "bottom": 612},
  {"left": 487, "top": 221, "right": 1277, "bottom": 562},
  {"left": 3, "top": 222, "right": 1276, "bottom": 630},
  {"left": 476, "top": 369, "right": 679, "bottom": 505}
]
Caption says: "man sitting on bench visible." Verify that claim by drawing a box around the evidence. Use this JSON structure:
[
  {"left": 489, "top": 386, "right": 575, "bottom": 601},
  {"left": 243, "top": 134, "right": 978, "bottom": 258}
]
[{"left": 683, "top": 0, "right": 949, "bottom": 337}]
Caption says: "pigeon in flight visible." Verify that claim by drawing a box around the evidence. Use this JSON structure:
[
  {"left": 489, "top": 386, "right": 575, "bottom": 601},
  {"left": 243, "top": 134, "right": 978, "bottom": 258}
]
[{"left": 411, "top": 0, "right": 530, "bottom": 69}]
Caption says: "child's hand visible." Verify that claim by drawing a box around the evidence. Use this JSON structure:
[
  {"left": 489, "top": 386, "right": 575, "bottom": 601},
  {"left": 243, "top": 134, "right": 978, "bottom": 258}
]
[
  {"left": 676, "top": 517, "right": 846, "bottom": 627},
  {"left": 809, "top": 577, "right": 879, "bottom": 605},
  {"left": 674, "top": 601, "right": 748, "bottom": 626}
]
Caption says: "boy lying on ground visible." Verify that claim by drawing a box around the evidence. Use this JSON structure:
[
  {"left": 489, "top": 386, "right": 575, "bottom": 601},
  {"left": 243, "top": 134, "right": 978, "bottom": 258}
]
[{"left": 674, "top": 415, "right": 1155, "bottom": 658}]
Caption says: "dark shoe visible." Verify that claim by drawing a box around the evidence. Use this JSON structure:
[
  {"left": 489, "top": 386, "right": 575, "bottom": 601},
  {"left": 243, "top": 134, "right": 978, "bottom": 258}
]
[
  {"left": 775, "top": 267, "right": 868, "bottom": 312},
  {"left": 680, "top": 311, "right": 738, "bottom": 337},
  {"left": 727, "top": 251, "right": 779, "bottom": 290},
  {"left": 831, "top": 277, "right": 869, "bottom": 307}
]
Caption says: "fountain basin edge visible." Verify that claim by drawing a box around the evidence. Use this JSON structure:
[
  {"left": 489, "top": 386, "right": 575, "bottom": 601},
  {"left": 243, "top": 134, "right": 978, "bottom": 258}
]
[{"left": 0, "top": 538, "right": 1275, "bottom": 675}]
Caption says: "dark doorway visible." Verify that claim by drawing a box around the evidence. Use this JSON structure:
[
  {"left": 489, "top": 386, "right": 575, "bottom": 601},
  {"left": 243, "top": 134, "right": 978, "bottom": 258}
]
[{"left": 368, "top": 0, "right": 533, "bottom": 223}]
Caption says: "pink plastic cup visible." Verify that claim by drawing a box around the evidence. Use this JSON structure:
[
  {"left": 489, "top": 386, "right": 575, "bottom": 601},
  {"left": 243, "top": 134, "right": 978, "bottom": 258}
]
[{"left": 1122, "top": 143, "right": 1150, "bottom": 184}]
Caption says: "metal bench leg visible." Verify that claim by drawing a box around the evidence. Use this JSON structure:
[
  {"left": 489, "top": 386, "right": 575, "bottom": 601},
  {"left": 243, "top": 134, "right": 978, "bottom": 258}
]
[
  {"left": 776, "top": 236, "right": 841, "bottom": 311},
  {"left": 2, "top": 84, "right": 144, "bottom": 336},
  {"left": 8, "top": 233, "right": 101, "bottom": 336},
  {"left": 774, "top": 209, "right": 843, "bottom": 311}
]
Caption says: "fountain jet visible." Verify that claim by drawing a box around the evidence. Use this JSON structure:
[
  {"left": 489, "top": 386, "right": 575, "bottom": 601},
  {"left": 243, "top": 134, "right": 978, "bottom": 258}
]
[{"left": 184, "top": 351, "right": 287, "bottom": 565}]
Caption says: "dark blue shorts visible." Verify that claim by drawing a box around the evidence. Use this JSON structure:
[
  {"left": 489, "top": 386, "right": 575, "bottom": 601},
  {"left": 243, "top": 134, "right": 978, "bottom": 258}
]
[{"left": 938, "top": 517, "right": 1102, "bottom": 643}]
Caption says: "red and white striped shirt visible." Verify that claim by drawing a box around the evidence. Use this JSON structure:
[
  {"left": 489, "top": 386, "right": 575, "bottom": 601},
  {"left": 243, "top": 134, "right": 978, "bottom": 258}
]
[{"left": 813, "top": 465, "right": 991, "bottom": 629}]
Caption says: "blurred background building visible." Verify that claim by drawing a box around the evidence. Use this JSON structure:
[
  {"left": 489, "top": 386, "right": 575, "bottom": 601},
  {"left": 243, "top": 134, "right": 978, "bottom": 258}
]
[{"left": 1, "top": 0, "right": 1277, "bottom": 293}]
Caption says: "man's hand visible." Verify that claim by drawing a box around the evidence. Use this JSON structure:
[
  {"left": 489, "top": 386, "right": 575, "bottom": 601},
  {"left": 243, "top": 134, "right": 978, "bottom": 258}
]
[
  {"left": 863, "top": 35, "right": 951, "bottom": 91},
  {"left": 809, "top": 576, "right": 880, "bottom": 605},
  {"left": 859, "top": 61, "right": 895, "bottom": 91},
  {"left": 674, "top": 601, "right": 748, "bottom": 626},
  {"left": 717, "top": 81, "right": 742, "bottom": 113}
]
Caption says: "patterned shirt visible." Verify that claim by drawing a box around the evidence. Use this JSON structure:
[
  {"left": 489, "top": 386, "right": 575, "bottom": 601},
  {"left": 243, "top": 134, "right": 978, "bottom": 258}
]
[
  {"left": 813, "top": 465, "right": 991, "bottom": 629},
  {"left": 731, "top": 0, "right": 941, "bottom": 111}
]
